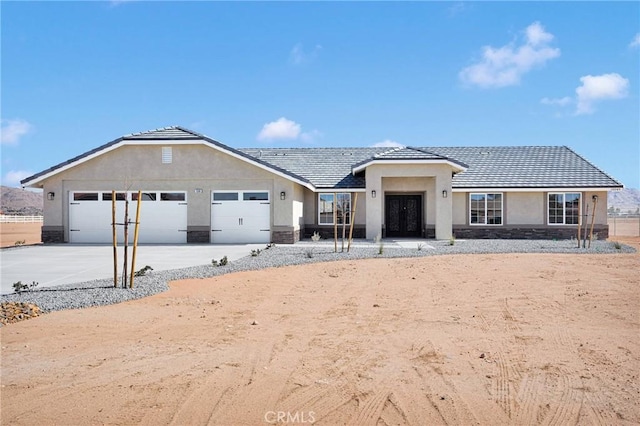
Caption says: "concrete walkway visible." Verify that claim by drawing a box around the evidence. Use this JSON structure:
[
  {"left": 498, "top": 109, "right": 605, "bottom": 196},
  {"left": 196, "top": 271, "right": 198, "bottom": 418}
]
[{"left": 0, "top": 243, "right": 265, "bottom": 294}]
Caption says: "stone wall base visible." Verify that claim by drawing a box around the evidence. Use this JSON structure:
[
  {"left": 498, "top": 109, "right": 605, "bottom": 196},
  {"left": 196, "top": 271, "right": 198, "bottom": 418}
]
[
  {"left": 187, "top": 226, "right": 210, "bottom": 243},
  {"left": 42, "top": 226, "right": 64, "bottom": 244},
  {"left": 452, "top": 225, "right": 609, "bottom": 240},
  {"left": 303, "top": 225, "right": 366, "bottom": 240},
  {"left": 272, "top": 228, "right": 300, "bottom": 244}
]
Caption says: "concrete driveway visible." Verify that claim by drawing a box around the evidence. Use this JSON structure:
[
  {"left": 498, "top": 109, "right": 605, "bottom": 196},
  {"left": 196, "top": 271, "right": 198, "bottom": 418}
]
[{"left": 0, "top": 243, "right": 265, "bottom": 294}]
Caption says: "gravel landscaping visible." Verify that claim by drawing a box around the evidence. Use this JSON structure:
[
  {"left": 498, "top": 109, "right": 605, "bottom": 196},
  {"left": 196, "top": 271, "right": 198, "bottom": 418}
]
[{"left": 1, "top": 239, "right": 635, "bottom": 313}]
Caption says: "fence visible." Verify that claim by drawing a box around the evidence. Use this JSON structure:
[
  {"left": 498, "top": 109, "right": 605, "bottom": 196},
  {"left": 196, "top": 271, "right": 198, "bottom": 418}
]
[
  {"left": 607, "top": 215, "right": 640, "bottom": 237},
  {"left": 0, "top": 215, "right": 44, "bottom": 223}
]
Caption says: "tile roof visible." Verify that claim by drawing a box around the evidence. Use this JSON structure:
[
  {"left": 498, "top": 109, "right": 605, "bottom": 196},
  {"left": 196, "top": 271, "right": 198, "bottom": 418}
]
[
  {"left": 427, "top": 146, "right": 622, "bottom": 188},
  {"left": 240, "top": 147, "right": 388, "bottom": 188},
  {"left": 21, "top": 126, "right": 623, "bottom": 190}
]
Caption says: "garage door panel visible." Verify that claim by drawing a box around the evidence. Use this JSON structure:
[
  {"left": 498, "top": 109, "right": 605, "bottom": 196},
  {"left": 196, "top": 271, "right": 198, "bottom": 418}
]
[
  {"left": 69, "top": 191, "right": 187, "bottom": 244},
  {"left": 211, "top": 191, "right": 271, "bottom": 244}
]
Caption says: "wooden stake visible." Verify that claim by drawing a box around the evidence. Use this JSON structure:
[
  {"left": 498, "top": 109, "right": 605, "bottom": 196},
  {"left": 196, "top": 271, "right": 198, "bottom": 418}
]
[
  {"left": 122, "top": 196, "right": 129, "bottom": 288},
  {"left": 582, "top": 203, "right": 589, "bottom": 248},
  {"left": 588, "top": 196, "right": 598, "bottom": 248},
  {"left": 111, "top": 190, "right": 118, "bottom": 288},
  {"left": 333, "top": 192, "right": 337, "bottom": 253},
  {"left": 576, "top": 196, "right": 582, "bottom": 248},
  {"left": 129, "top": 190, "right": 142, "bottom": 289},
  {"left": 347, "top": 192, "right": 358, "bottom": 252}
]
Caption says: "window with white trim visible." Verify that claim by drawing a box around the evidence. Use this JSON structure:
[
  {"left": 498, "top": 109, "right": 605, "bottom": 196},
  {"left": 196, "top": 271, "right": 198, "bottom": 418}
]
[
  {"left": 548, "top": 193, "right": 580, "bottom": 225},
  {"left": 318, "top": 193, "right": 351, "bottom": 225},
  {"left": 469, "top": 193, "right": 503, "bottom": 225}
]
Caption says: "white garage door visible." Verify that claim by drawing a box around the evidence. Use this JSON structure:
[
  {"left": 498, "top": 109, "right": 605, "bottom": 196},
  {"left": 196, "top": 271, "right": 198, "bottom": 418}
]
[
  {"left": 211, "top": 191, "right": 270, "bottom": 244},
  {"left": 69, "top": 191, "right": 187, "bottom": 243}
]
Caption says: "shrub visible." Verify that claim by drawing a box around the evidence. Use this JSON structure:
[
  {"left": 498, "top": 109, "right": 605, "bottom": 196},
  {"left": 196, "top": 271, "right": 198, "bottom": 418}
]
[
  {"left": 14, "top": 240, "right": 25, "bottom": 246},
  {"left": 613, "top": 241, "right": 622, "bottom": 250},
  {"left": 449, "top": 235, "right": 456, "bottom": 246},
  {"left": 304, "top": 248, "right": 315, "bottom": 258},
  {"left": 212, "top": 256, "right": 228, "bottom": 266},
  {"left": 311, "top": 231, "right": 321, "bottom": 242},
  {"left": 134, "top": 265, "right": 153, "bottom": 277},
  {"left": 417, "top": 243, "right": 424, "bottom": 251},
  {"left": 251, "top": 249, "right": 261, "bottom": 257},
  {"left": 13, "top": 281, "right": 39, "bottom": 293}
]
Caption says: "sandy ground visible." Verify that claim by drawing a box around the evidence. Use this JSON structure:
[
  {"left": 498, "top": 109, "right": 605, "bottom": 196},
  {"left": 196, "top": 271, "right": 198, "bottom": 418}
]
[
  {"left": 0, "top": 223, "right": 41, "bottom": 248},
  {"left": 1, "top": 241, "right": 639, "bottom": 425}
]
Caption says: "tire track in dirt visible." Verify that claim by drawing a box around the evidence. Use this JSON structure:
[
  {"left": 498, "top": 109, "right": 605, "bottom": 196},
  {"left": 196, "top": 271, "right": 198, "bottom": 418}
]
[
  {"left": 539, "top": 367, "right": 583, "bottom": 426},
  {"left": 347, "top": 389, "right": 391, "bottom": 426},
  {"left": 512, "top": 372, "right": 545, "bottom": 425}
]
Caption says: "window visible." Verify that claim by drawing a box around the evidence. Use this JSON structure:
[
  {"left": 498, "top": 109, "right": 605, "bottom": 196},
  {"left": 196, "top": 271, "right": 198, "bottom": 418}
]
[
  {"left": 102, "top": 192, "right": 126, "bottom": 201},
  {"left": 243, "top": 192, "right": 268, "bottom": 201},
  {"left": 318, "top": 193, "right": 351, "bottom": 225},
  {"left": 160, "top": 192, "right": 186, "bottom": 201},
  {"left": 73, "top": 192, "right": 99, "bottom": 201},
  {"left": 470, "top": 193, "right": 503, "bottom": 225},
  {"left": 162, "top": 147, "right": 172, "bottom": 164},
  {"left": 132, "top": 192, "right": 157, "bottom": 201},
  {"left": 213, "top": 192, "right": 238, "bottom": 201},
  {"left": 548, "top": 193, "right": 580, "bottom": 225}
]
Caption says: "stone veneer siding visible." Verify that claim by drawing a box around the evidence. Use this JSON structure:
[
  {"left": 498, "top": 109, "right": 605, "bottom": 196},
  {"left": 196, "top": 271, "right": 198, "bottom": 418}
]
[
  {"left": 187, "top": 226, "right": 210, "bottom": 243},
  {"left": 303, "top": 226, "right": 366, "bottom": 240},
  {"left": 42, "top": 226, "right": 65, "bottom": 243},
  {"left": 272, "top": 229, "right": 301, "bottom": 244},
  {"left": 452, "top": 225, "right": 609, "bottom": 240}
]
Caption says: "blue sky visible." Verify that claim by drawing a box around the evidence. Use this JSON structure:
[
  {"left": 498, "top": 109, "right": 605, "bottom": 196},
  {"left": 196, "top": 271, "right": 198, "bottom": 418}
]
[{"left": 2, "top": 1, "right": 639, "bottom": 188}]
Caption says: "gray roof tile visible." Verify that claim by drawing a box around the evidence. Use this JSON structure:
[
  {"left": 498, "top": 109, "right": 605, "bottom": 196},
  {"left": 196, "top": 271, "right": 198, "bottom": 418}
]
[{"left": 21, "top": 126, "right": 623, "bottom": 190}]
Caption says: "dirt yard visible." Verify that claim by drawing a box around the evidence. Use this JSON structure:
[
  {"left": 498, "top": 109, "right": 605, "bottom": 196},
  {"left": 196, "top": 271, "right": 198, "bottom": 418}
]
[
  {"left": 1, "top": 243, "right": 639, "bottom": 425},
  {"left": 0, "top": 222, "right": 41, "bottom": 248}
]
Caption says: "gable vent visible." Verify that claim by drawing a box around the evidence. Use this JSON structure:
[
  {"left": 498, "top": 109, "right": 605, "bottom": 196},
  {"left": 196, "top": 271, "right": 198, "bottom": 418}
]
[{"left": 162, "top": 147, "right": 172, "bottom": 164}]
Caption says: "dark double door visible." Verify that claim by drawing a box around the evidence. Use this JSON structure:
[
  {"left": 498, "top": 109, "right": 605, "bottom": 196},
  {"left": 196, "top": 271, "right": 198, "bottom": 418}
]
[{"left": 385, "top": 195, "right": 422, "bottom": 238}]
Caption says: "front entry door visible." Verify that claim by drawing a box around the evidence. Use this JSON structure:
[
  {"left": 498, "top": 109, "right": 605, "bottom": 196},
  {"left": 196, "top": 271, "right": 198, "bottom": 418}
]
[{"left": 385, "top": 195, "right": 422, "bottom": 238}]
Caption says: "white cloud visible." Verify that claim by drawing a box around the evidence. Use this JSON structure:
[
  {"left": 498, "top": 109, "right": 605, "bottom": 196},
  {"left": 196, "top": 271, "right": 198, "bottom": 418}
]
[
  {"left": 289, "top": 43, "right": 322, "bottom": 66},
  {"left": 370, "top": 139, "right": 404, "bottom": 148},
  {"left": 2, "top": 170, "right": 33, "bottom": 187},
  {"left": 575, "top": 73, "right": 629, "bottom": 115},
  {"left": 630, "top": 33, "right": 640, "bottom": 48},
  {"left": 459, "top": 22, "right": 560, "bottom": 88},
  {"left": 1, "top": 119, "right": 32, "bottom": 145},
  {"left": 257, "top": 117, "right": 301, "bottom": 141},
  {"left": 540, "top": 96, "right": 572, "bottom": 106}
]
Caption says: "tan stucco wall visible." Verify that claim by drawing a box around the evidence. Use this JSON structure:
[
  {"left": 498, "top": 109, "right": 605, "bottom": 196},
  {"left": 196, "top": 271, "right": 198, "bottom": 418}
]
[
  {"left": 40, "top": 144, "right": 304, "bottom": 240},
  {"left": 452, "top": 192, "right": 466, "bottom": 225},
  {"left": 365, "top": 163, "right": 454, "bottom": 239},
  {"left": 584, "top": 191, "right": 608, "bottom": 225},
  {"left": 506, "top": 192, "right": 544, "bottom": 225}
]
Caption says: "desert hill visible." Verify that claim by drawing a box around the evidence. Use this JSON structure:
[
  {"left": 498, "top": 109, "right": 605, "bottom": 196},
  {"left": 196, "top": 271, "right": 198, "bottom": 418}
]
[{"left": 1, "top": 186, "right": 43, "bottom": 215}]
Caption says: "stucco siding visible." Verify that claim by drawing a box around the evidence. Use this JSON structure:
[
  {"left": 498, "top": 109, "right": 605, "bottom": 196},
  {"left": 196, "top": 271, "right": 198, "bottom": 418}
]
[
  {"left": 39, "top": 144, "right": 301, "bottom": 241},
  {"left": 507, "top": 192, "right": 544, "bottom": 225},
  {"left": 452, "top": 192, "right": 466, "bottom": 225}
]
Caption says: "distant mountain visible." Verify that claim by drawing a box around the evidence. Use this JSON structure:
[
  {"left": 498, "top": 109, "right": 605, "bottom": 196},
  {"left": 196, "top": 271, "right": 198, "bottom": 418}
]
[
  {"left": 0, "top": 186, "right": 43, "bottom": 215},
  {"left": 608, "top": 188, "right": 640, "bottom": 214}
]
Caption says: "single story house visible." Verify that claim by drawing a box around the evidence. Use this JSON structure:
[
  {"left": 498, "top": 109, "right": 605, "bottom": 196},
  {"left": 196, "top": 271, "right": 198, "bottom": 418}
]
[{"left": 21, "top": 126, "right": 623, "bottom": 244}]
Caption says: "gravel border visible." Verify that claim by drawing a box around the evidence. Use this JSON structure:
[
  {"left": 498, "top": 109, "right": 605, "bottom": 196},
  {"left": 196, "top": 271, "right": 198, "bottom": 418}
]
[{"left": 1, "top": 239, "right": 635, "bottom": 313}]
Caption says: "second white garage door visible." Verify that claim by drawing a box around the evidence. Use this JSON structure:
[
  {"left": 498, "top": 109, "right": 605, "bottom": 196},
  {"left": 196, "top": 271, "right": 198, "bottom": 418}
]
[{"left": 211, "top": 191, "right": 271, "bottom": 244}]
